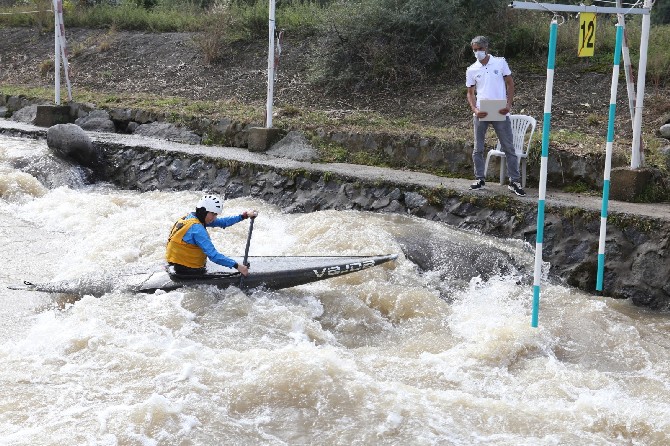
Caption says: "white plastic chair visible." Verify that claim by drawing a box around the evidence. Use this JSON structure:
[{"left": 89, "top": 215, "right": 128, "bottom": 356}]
[{"left": 483, "top": 114, "right": 536, "bottom": 188}]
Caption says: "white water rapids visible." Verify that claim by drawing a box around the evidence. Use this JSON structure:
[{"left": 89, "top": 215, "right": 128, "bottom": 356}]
[{"left": 1, "top": 134, "right": 669, "bottom": 445}]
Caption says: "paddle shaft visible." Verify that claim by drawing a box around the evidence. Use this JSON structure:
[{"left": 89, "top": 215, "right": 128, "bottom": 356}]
[{"left": 239, "top": 217, "right": 255, "bottom": 287}]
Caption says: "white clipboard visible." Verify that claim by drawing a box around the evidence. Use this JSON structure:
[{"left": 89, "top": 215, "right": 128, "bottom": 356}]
[{"left": 478, "top": 99, "right": 507, "bottom": 121}]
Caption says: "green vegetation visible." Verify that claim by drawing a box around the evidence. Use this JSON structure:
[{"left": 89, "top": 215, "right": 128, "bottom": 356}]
[
  {"left": 562, "top": 180, "right": 595, "bottom": 194},
  {"left": 2, "top": 0, "right": 669, "bottom": 87}
]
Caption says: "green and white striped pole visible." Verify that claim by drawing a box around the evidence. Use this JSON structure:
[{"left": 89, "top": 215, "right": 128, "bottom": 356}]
[
  {"left": 596, "top": 24, "right": 624, "bottom": 292},
  {"left": 532, "top": 19, "right": 558, "bottom": 328}
]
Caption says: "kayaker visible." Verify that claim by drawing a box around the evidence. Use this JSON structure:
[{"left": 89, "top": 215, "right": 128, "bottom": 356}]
[{"left": 166, "top": 194, "right": 258, "bottom": 276}]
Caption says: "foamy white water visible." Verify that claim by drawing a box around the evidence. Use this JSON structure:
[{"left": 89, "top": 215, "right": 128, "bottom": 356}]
[{"left": 1, "top": 134, "right": 669, "bottom": 445}]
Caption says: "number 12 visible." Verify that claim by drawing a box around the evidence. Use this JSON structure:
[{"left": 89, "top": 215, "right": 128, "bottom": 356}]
[{"left": 578, "top": 13, "right": 596, "bottom": 57}]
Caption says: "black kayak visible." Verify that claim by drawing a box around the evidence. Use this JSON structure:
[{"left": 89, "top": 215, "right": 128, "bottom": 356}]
[{"left": 8, "top": 254, "right": 398, "bottom": 296}]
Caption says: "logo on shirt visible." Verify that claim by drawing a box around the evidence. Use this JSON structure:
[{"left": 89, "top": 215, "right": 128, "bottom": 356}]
[{"left": 494, "top": 69, "right": 499, "bottom": 75}]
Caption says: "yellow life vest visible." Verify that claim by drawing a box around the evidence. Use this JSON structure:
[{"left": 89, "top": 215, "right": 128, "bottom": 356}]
[{"left": 166, "top": 215, "right": 208, "bottom": 268}]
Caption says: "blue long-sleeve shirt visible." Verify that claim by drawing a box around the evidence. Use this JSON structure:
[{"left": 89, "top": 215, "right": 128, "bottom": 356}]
[{"left": 181, "top": 212, "right": 244, "bottom": 268}]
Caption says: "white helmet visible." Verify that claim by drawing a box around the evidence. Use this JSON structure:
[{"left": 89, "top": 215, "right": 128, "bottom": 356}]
[{"left": 197, "top": 194, "right": 223, "bottom": 214}]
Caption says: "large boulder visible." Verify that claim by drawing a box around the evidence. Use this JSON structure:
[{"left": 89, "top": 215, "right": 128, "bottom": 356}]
[{"left": 46, "top": 123, "right": 99, "bottom": 168}]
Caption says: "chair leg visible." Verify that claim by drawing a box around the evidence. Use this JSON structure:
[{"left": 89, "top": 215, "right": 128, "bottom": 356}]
[
  {"left": 521, "top": 159, "right": 527, "bottom": 188},
  {"left": 499, "top": 155, "right": 506, "bottom": 185}
]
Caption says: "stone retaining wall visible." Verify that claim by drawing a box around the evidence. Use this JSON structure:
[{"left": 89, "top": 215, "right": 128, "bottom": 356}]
[{"left": 95, "top": 141, "right": 670, "bottom": 310}]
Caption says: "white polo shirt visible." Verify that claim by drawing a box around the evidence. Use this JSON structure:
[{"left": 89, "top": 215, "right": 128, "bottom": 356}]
[{"left": 465, "top": 55, "right": 512, "bottom": 107}]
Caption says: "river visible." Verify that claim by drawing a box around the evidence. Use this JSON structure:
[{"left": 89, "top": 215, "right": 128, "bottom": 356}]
[{"left": 0, "top": 134, "right": 669, "bottom": 445}]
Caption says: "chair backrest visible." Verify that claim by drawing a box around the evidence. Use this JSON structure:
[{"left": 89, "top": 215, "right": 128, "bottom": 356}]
[{"left": 496, "top": 114, "right": 537, "bottom": 156}]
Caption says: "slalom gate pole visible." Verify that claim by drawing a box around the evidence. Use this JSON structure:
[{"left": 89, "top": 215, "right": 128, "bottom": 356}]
[
  {"left": 596, "top": 24, "right": 624, "bottom": 292},
  {"left": 531, "top": 18, "right": 558, "bottom": 328}
]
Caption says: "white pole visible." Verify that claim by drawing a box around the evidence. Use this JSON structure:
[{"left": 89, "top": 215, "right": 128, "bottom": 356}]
[
  {"left": 56, "top": 0, "right": 73, "bottom": 102},
  {"left": 265, "top": 0, "right": 276, "bottom": 128},
  {"left": 630, "top": 0, "right": 652, "bottom": 168},
  {"left": 616, "top": 0, "right": 636, "bottom": 122},
  {"left": 53, "top": 0, "right": 60, "bottom": 105}
]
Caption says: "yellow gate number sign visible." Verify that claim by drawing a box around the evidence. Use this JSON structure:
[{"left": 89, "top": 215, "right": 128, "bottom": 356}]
[{"left": 578, "top": 13, "right": 596, "bottom": 57}]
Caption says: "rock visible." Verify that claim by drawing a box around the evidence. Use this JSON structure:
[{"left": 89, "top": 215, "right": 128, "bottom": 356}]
[
  {"left": 46, "top": 123, "right": 99, "bottom": 168},
  {"left": 404, "top": 191, "right": 428, "bottom": 209},
  {"left": 267, "top": 130, "right": 317, "bottom": 161},
  {"left": 213, "top": 118, "right": 235, "bottom": 135},
  {"left": 69, "top": 102, "right": 96, "bottom": 119},
  {"left": 660, "top": 123, "right": 670, "bottom": 139},
  {"left": 7, "top": 96, "right": 30, "bottom": 113},
  {"left": 609, "top": 167, "right": 654, "bottom": 202},
  {"left": 11, "top": 105, "right": 38, "bottom": 123},
  {"left": 0, "top": 106, "right": 7, "bottom": 118},
  {"left": 75, "top": 109, "right": 116, "bottom": 132},
  {"left": 109, "top": 108, "right": 132, "bottom": 122},
  {"left": 660, "top": 145, "right": 670, "bottom": 170},
  {"left": 393, "top": 224, "right": 522, "bottom": 299},
  {"left": 133, "top": 122, "right": 201, "bottom": 144}
]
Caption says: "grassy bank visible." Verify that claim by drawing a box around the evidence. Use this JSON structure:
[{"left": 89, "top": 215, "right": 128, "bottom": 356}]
[{"left": 2, "top": 0, "right": 669, "bottom": 87}]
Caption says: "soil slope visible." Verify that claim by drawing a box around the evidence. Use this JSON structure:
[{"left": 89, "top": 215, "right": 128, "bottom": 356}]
[{"left": 1, "top": 27, "right": 668, "bottom": 151}]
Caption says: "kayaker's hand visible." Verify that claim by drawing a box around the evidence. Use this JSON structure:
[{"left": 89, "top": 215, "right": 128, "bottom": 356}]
[
  {"left": 237, "top": 263, "right": 249, "bottom": 276},
  {"left": 242, "top": 210, "right": 258, "bottom": 219}
]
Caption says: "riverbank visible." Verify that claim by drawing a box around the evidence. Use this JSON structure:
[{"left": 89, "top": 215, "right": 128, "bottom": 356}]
[
  {"left": 2, "top": 27, "right": 670, "bottom": 197},
  {"left": 2, "top": 118, "right": 669, "bottom": 309}
]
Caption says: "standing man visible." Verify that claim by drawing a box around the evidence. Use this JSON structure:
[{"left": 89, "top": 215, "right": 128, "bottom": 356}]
[{"left": 466, "top": 35, "right": 526, "bottom": 196}]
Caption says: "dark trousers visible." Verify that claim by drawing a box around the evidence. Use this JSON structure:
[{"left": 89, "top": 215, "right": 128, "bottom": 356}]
[{"left": 169, "top": 263, "right": 206, "bottom": 275}]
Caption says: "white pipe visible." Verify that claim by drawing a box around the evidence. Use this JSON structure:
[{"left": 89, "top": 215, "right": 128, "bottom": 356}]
[
  {"left": 53, "top": 0, "right": 60, "bottom": 105},
  {"left": 616, "top": 0, "right": 635, "bottom": 122},
  {"left": 265, "top": 0, "right": 276, "bottom": 128},
  {"left": 510, "top": 1, "right": 649, "bottom": 14},
  {"left": 57, "top": 2, "right": 73, "bottom": 102},
  {"left": 631, "top": 0, "right": 652, "bottom": 168}
]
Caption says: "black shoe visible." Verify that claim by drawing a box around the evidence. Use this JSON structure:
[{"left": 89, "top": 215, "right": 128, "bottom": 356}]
[
  {"left": 508, "top": 181, "right": 526, "bottom": 196},
  {"left": 470, "top": 179, "right": 485, "bottom": 190}
]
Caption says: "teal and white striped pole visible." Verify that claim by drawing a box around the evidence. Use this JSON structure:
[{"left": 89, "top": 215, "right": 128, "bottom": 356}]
[
  {"left": 532, "top": 19, "right": 558, "bottom": 328},
  {"left": 596, "top": 24, "right": 624, "bottom": 292}
]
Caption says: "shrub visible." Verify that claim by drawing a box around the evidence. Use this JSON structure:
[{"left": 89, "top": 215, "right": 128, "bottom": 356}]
[{"left": 308, "top": 0, "right": 508, "bottom": 91}]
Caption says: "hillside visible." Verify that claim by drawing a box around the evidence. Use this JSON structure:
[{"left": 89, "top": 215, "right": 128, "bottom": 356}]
[{"left": 1, "top": 26, "right": 669, "bottom": 157}]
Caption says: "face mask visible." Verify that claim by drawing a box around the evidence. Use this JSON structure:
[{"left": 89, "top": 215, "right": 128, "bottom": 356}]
[{"left": 474, "top": 50, "right": 487, "bottom": 61}]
